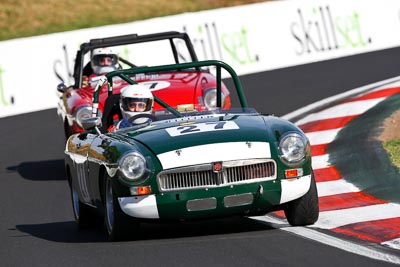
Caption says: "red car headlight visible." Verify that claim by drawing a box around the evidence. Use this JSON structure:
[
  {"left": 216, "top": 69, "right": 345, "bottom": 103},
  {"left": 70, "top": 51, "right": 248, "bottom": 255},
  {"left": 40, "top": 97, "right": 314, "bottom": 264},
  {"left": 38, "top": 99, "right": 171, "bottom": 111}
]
[{"left": 203, "top": 88, "right": 226, "bottom": 110}]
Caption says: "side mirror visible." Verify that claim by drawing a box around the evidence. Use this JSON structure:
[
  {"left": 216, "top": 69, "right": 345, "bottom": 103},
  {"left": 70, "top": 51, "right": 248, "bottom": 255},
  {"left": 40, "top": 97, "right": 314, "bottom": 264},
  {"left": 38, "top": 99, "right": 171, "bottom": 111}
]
[
  {"left": 81, "top": 117, "right": 102, "bottom": 131},
  {"left": 57, "top": 83, "right": 67, "bottom": 93}
]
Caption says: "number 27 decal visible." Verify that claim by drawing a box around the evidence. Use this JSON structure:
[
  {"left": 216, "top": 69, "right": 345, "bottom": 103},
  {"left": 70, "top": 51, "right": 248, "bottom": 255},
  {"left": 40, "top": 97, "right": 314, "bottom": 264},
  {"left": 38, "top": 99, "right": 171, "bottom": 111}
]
[{"left": 166, "top": 121, "right": 239, "bottom": 136}]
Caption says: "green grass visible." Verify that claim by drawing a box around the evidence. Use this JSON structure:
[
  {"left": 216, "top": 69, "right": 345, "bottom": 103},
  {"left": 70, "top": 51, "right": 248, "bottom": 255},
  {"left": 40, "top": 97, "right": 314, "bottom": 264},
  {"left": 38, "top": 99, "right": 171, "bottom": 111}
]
[
  {"left": 383, "top": 139, "right": 400, "bottom": 170},
  {"left": 0, "top": 0, "right": 269, "bottom": 41}
]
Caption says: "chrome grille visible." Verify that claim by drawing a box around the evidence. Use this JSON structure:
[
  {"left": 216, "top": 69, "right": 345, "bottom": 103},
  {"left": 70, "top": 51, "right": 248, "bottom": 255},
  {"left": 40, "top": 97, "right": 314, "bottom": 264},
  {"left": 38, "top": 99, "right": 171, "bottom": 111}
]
[
  {"left": 157, "top": 159, "right": 276, "bottom": 192},
  {"left": 225, "top": 161, "right": 275, "bottom": 183}
]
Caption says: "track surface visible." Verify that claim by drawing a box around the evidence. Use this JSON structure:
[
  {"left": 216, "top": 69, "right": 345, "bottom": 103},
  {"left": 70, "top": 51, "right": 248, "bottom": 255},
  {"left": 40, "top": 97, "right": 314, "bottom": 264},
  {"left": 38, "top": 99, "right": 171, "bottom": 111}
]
[{"left": 2, "top": 47, "right": 400, "bottom": 266}]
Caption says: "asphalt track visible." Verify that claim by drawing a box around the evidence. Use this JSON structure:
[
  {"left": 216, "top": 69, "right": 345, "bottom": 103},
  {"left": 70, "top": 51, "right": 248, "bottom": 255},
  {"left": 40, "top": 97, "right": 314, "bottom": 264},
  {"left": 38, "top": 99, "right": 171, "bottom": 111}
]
[{"left": 1, "top": 46, "right": 400, "bottom": 266}]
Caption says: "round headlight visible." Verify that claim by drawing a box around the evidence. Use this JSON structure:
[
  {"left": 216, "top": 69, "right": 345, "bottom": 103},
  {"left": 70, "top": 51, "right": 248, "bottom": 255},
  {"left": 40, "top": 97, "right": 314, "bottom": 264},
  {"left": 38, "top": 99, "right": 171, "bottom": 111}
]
[
  {"left": 204, "top": 89, "right": 225, "bottom": 110},
  {"left": 119, "top": 152, "right": 147, "bottom": 181},
  {"left": 279, "top": 133, "right": 309, "bottom": 165}
]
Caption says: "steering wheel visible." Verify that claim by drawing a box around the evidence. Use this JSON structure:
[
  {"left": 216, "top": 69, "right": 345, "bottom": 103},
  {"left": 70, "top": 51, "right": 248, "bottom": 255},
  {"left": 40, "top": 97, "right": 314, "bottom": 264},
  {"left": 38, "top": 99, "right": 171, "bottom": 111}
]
[{"left": 127, "top": 113, "right": 154, "bottom": 124}]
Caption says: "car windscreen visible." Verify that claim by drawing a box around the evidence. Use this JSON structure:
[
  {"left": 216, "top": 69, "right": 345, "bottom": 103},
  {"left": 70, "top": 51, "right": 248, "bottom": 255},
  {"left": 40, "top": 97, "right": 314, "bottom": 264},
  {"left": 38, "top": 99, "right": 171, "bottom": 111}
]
[{"left": 83, "top": 38, "right": 192, "bottom": 70}]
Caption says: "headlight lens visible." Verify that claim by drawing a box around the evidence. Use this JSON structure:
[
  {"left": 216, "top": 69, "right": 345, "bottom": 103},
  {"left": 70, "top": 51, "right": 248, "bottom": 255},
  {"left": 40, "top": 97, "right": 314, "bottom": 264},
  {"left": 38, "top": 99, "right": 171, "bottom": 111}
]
[
  {"left": 279, "top": 133, "right": 309, "bottom": 166},
  {"left": 204, "top": 89, "right": 225, "bottom": 110},
  {"left": 119, "top": 152, "right": 147, "bottom": 181}
]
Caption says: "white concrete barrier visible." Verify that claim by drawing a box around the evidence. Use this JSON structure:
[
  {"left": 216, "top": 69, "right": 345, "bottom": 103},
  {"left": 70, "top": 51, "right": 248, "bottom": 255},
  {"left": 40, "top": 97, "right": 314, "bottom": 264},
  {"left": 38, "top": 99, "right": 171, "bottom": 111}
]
[{"left": 1, "top": 0, "right": 400, "bottom": 118}]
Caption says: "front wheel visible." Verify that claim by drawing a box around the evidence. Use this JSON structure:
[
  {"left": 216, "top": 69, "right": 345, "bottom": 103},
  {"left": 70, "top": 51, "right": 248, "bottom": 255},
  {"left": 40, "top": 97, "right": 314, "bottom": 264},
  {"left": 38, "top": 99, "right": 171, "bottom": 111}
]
[
  {"left": 103, "top": 174, "right": 140, "bottom": 241},
  {"left": 70, "top": 185, "right": 98, "bottom": 229},
  {"left": 284, "top": 172, "right": 319, "bottom": 226}
]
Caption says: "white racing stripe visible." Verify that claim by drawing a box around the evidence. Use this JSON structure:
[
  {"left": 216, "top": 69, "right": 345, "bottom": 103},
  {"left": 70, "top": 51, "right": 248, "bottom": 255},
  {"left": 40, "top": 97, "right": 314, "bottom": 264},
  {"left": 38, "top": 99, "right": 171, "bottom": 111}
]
[
  {"left": 312, "top": 203, "right": 400, "bottom": 229},
  {"left": 316, "top": 179, "right": 360, "bottom": 197},
  {"left": 158, "top": 142, "right": 271, "bottom": 170},
  {"left": 306, "top": 129, "right": 341, "bottom": 146},
  {"left": 295, "top": 97, "right": 386, "bottom": 125}
]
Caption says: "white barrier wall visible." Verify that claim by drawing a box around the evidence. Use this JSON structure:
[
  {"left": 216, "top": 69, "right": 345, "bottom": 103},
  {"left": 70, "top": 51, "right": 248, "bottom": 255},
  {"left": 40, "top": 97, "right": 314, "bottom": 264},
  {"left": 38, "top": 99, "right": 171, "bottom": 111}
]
[{"left": 1, "top": 0, "right": 400, "bottom": 118}]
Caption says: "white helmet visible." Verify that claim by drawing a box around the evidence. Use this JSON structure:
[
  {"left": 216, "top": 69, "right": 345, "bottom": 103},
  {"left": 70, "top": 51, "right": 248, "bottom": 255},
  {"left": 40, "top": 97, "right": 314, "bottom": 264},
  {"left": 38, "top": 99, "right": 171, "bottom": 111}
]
[
  {"left": 120, "top": 84, "right": 154, "bottom": 121},
  {"left": 91, "top": 47, "right": 119, "bottom": 75}
]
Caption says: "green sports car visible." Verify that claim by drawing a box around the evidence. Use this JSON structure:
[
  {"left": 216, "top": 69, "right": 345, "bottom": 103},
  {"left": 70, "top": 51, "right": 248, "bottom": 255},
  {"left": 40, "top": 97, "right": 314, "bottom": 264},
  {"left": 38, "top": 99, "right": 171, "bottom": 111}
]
[{"left": 64, "top": 60, "right": 319, "bottom": 241}]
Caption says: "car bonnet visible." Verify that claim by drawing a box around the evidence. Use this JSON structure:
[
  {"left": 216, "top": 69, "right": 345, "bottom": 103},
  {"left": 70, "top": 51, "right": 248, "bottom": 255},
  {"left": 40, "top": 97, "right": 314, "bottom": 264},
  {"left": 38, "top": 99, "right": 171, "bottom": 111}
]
[{"left": 117, "top": 114, "right": 273, "bottom": 169}]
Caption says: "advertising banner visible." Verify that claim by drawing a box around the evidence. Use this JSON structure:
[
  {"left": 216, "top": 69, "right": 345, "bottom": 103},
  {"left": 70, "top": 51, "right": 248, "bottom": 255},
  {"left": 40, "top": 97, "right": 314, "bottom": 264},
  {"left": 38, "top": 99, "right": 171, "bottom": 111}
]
[{"left": 1, "top": 0, "right": 400, "bottom": 117}]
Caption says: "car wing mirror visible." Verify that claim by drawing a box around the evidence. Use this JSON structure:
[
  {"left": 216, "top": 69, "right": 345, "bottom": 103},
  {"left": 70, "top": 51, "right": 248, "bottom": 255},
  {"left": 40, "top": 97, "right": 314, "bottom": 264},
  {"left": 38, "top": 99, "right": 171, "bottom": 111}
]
[
  {"left": 57, "top": 83, "right": 67, "bottom": 93},
  {"left": 81, "top": 117, "right": 102, "bottom": 134}
]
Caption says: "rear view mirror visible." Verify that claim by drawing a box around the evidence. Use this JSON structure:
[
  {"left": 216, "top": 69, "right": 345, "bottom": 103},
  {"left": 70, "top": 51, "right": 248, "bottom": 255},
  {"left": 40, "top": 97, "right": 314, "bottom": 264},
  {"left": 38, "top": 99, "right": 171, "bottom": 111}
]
[{"left": 57, "top": 83, "right": 67, "bottom": 93}]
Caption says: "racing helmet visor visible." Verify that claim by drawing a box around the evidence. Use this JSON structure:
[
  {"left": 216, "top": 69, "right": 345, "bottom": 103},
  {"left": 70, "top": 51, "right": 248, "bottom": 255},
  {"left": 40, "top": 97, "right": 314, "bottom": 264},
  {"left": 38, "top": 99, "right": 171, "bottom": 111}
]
[
  {"left": 93, "top": 54, "right": 118, "bottom": 66},
  {"left": 122, "top": 97, "right": 152, "bottom": 112}
]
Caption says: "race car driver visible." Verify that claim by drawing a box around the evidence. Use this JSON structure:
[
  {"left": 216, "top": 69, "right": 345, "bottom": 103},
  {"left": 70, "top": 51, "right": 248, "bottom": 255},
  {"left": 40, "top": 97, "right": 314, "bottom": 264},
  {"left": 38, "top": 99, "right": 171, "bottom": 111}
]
[
  {"left": 107, "top": 83, "right": 154, "bottom": 132},
  {"left": 90, "top": 47, "right": 119, "bottom": 75},
  {"left": 82, "top": 47, "right": 120, "bottom": 84}
]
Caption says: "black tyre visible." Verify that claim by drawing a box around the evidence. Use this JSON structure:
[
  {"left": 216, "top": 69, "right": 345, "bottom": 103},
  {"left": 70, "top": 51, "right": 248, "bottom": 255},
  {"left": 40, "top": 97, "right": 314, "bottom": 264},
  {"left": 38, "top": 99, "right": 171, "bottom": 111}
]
[
  {"left": 103, "top": 174, "right": 140, "bottom": 241},
  {"left": 70, "top": 185, "right": 98, "bottom": 229},
  {"left": 284, "top": 172, "right": 319, "bottom": 226}
]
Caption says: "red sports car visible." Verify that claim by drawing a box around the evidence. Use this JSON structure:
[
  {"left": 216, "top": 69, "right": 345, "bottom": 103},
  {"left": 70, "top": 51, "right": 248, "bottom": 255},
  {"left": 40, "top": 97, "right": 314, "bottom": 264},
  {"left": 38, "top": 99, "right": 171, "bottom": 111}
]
[{"left": 56, "top": 31, "right": 231, "bottom": 138}]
